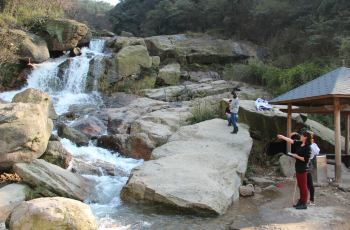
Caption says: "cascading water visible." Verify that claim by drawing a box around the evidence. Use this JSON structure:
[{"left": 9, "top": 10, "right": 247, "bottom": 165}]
[{"left": 0, "top": 39, "right": 144, "bottom": 229}]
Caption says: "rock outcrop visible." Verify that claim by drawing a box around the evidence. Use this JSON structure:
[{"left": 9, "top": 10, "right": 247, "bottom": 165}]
[
  {"left": 10, "top": 29, "right": 50, "bottom": 63},
  {"left": 116, "top": 45, "right": 152, "bottom": 79},
  {"left": 144, "top": 80, "right": 233, "bottom": 102},
  {"left": 13, "top": 159, "right": 93, "bottom": 201},
  {"left": 0, "top": 183, "right": 31, "bottom": 222},
  {"left": 157, "top": 63, "right": 181, "bottom": 86},
  {"left": 40, "top": 141, "right": 72, "bottom": 169},
  {"left": 145, "top": 34, "right": 258, "bottom": 64},
  {"left": 8, "top": 197, "right": 97, "bottom": 230},
  {"left": 121, "top": 119, "right": 253, "bottom": 215},
  {"left": 98, "top": 106, "right": 190, "bottom": 160},
  {"left": 41, "top": 19, "right": 90, "bottom": 51},
  {"left": 235, "top": 100, "right": 346, "bottom": 154},
  {"left": 87, "top": 41, "right": 153, "bottom": 92},
  {"left": 0, "top": 101, "right": 53, "bottom": 170},
  {"left": 100, "top": 97, "right": 168, "bottom": 134}
]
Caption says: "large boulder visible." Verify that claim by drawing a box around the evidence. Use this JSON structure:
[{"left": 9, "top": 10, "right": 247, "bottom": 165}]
[
  {"left": 13, "top": 159, "right": 93, "bottom": 201},
  {"left": 70, "top": 116, "right": 106, "bottom": 138},
  {"left": 0, "top": 184, "right": 31, "bottom": 222},
  {"left": 106, "top": 36, "right": 146, "bottom": 52},
  {"left": 279, "top": 155, "right": 295, "bottom": 177},
  {"left": 121, "top": 119, "right": 253, "bottom": 215},
  {"left": 0, "top": 103, "right": 53, "bottom": 170},
  {"left": 235, "top": 100, "right": 346, "bottom": 153},
  {"left": 10, "top": 29, "right": 50, "bottom": 63},
  {"left": 57, "top": 123, "right": 89, "bottom": 146},
  {"left": 87, "top": 44, "right": 153, "bottom": 92},
  {"left": 157, "top": 63, "right": 181, "bottom": 86},
  {"left": 115, "top": 45, "right": 152, "bottom": 79},
  {"left": 40, "top": 141, "right": 72, "bottom": 169},
  {"left": 41, "top": 19, "right": 90, "bottom": 51},
  {"left": 145, "top": 34, "right": 258, "bottom": 64},
  {"left": 12, "top": 88, "right": 57, "bottom": 120},
  {"left": 130, "top": 107, "right": 191, "bottom": 147},
  {"left": 8, "top": 197, "right": 97, "bottom": 230},
  {"left": 97, "top": 133, "right": 155, "bottom": 160},
  {"left": 236, "top": 100, "right": 305, "bottom": 141}
]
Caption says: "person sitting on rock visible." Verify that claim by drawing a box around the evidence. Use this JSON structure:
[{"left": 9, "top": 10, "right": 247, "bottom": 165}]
[
  {"left": 225, "top": 100, "right": 232, "bottom": 126},
  {"left": 230, "top": 92, "right": 240, "bottom": 134},
  {"left": 27, "top": 58, "right": 38, "bottom": 69}
]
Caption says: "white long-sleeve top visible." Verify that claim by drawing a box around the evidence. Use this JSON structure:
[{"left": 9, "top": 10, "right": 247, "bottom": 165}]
[
  {"left": 230, "top": 98, "right": 240, "bottom": 113},
  {"left": 310, "top": 143, "right": 320, "bottom": 160}
]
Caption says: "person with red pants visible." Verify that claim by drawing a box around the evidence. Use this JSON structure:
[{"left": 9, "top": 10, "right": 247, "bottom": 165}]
[{"left": 277, "top": 131, "right": 311, "bottom": 210}]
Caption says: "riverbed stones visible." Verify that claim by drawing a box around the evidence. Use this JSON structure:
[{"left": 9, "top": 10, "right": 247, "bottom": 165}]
[
  {"left": 121, "top": 119, "right": 253, "bottom": 215},
  {"left": 0, "top": 102, "right": 53, "bottom": 170},
  {"left": 0, "top": 183, "right": 31, "bottom": 222},
  {"left": 8, "top": 197, "right": 97, "bottom": 230},
  {"left": 57, "top": 123, "right": 89, "bottom": 146},
  {"left": 70, "top": 115, "right": 106, "bottom": 138},
  {"left": 13, "top": 159, "right": 92, "bottom": 201},
  {"left": 40, "top": 141, "right": 72, "bottom": 169}
]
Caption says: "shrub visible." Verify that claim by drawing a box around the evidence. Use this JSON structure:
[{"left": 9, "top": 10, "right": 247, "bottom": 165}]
[{"left": 188, "top": 100, "right": 220, "bottom": 124}]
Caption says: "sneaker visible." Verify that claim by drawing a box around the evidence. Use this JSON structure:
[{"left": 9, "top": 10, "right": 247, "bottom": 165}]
[
  {"left": 308, "top": 201, "right": 315, "bottom": 206},
  {"left": 295, "top": 203, "right": 307, "bottom": 210}
]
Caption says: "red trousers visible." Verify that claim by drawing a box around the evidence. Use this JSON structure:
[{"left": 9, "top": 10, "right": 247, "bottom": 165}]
[{"left": 296, "top": 172, "right": 308, "bottom": 204}]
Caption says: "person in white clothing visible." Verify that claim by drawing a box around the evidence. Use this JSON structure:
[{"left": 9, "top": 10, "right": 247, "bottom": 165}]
[
  {"left": 230, "top": 92, "right": 240, "bottom": 134},
  {"left": 307, "top": 131, "right": 320, "bottom": 205}
]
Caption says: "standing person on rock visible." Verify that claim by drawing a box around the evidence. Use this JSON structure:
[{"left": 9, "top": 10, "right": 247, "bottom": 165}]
[
  {"left": 277, "top": 131, "right": 312, "bottom": 210},
  {"left": 307, "top": 131, "right": 320, "bottom": 206},
  {"left": 230, "top": 92, "right": 240, "bottom": 134}
]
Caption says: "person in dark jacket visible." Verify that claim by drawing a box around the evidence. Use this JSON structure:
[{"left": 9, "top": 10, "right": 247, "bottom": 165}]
[{"left": 277, "top": 131, "right": 312, "bottom": 209}]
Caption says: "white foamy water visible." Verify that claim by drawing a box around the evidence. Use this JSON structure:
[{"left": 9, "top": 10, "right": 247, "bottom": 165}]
[
  {"left": 0, "top": 39, "right": 144, "bottom": 229},
  {"left": 0, "top": 40, "right": 106, "bottom": 114},
  {"left": 61, "top": 138, "right": 143, "bottom": 218}
]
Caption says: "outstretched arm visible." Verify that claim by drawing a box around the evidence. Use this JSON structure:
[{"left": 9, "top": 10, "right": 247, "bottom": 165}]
[{"left": 277, "top": 134, "right": 295, "bottom": 144}]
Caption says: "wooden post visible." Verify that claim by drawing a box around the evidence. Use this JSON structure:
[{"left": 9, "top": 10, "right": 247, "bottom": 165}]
[
  {"left": 346, "top": 114, "right": 350, "bottom": 155},
  {"left": 287, "top": 104, "right": 292, "bottom": 153},
  {"left": 334, "top": 98, "right": 342, "bottom": 183}
]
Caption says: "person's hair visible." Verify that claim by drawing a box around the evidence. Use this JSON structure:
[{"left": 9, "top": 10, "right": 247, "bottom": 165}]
[
  {"left": 301, "top": 131, "right": 312, "bottom": 146},
  {"left": 232, "top": 93, "right": 237, "bottom": 99},
  {"left": 291, "top": 132, "right": 301, "bottom": 140},
  {"left": 307, "top": 131, "right": 315, "bottom": 143}
]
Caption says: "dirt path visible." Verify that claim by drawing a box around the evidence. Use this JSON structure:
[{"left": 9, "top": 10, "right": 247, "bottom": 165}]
[{"left": 230, "top": 181, "right": 350, "bottom": 230}]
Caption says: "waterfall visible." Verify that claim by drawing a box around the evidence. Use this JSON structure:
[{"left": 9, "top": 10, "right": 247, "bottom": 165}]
[
  {"left": 0, "top": 39, "right": 144, "bottom": 229},
  {"left": 0, "top": 39, "right": 107, "bottom": 114}
]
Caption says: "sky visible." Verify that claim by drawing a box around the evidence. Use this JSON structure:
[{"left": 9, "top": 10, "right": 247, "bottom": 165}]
[{"left": 99, "top": 0, "right": 119, "bottom": 6}]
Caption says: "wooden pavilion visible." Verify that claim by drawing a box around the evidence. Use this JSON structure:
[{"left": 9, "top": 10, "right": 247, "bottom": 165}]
[{"left": 270, "top": 67, "right": 350, "bottom": 183}]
